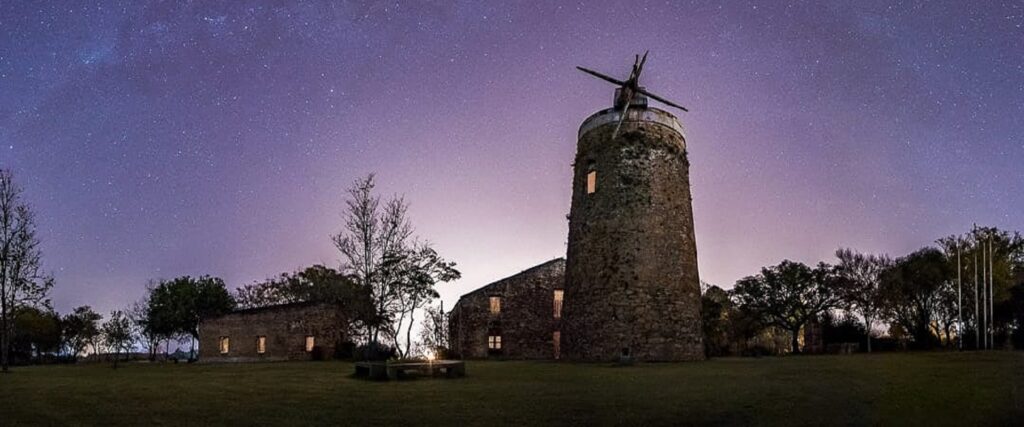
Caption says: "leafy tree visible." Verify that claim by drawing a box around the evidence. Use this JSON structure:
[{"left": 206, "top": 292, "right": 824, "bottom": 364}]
[
  {"left": 733, "top": 260, "right": 841, "bottom": 354},
  {"left": 0, "top": 169, "right": 54, "bottom": 372},
  {"left": 61, "top": 305, "right": 103, "bottom": 358},
  {"left": 834, "top": 248, "right": 891, "bottom": 352},
  {"left": 879, "top": 247, "right": 951, "bottom": 348},
  {"left": 237, "top": 266, "right": 371, "bottom": 309},
  {"left": 235, "top": 265, "right": 376, "bottom": 342},
  {"left": 332, "top": 175, "right": 460, "bottom": 356},
  {"left": 12, "top": 306, "right": 61, "bottom": 363},
  {"left": 701, "top": 284, "right": 733, "bottom": 357},
  {"left": 378, "top": 245, "right": 460, "bottom": 358},
  {"left": 146, "top": 276, "right": 235, "bottom": 358},
  {"left": 102, "top": 310, "right": 134, "bottom": 369}
]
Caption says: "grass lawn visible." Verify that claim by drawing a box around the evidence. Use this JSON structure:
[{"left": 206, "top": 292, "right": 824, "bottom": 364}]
[{"left": 1, "top": 352, "right": 1023, "bottom": 426}]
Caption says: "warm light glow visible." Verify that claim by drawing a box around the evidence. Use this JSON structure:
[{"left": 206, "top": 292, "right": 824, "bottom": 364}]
[
  {"left": 489, "top": 296, "right": 501, "bottom": 315},
  {"left": 553, "top": 289, "right": 564, "bottom": 319},
  {"left": 219, "top": 336, "right": 230, "bottom": 354},
  {"left": 586, "top": 171, "right": 597, "bottom": 194},
  {"left": 257, "top": 336, "right": 266, "bottom": 354},
  {"left": 488, "top": 335, "right": 502, "bottom": 350},
  {"left": 305, "top": 335, "right": 315, "bottom": 352},
  {"left": 425, "top": 350, "right": 436, "bottom": 361}
]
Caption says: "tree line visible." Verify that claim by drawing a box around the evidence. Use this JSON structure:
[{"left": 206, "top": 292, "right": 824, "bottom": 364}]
[
  {"left": 704, "top": 227, "right": 1024, "bottom": 356},
  {"left": 0, "top": 171, "right": 460, "bottom": 370}
]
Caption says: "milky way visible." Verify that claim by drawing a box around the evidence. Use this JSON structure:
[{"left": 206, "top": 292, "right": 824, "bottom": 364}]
[{"left": 2, "top": 1, "right": 1022, "bottom": 314}]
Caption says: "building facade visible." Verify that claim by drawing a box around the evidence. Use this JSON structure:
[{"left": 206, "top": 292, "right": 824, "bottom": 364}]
[
  {"left": 562, "top": 96, "right": 704, "bottom": 361},
  {"left": 450, "top": 92, "right": 705, "bottom": 362},
  {"left": 198, "top": 302, "right": 351, "bottom": 362},
  {"left": 449, "top": 259, "right": 565, "bottom": 359}
]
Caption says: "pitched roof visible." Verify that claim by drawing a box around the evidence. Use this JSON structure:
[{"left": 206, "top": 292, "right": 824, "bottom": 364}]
[{"left": 454, "top": 257, "right": 565, "bottom": 303}]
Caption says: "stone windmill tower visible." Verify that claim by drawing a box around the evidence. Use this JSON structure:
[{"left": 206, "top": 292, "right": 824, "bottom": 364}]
[{"left": 562, "top": 52, "right": 704, "bottom": 361}]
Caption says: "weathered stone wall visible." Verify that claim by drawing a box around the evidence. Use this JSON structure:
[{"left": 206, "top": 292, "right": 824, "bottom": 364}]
[
  {"left": 562, "top": 108, "right": 704, "bottom": 361},
  {"left": 198, "top": 302, "right": 350, "bottom": 362},
  {"left": 449, "top": 259, "right": 564, "bottom": 359}
]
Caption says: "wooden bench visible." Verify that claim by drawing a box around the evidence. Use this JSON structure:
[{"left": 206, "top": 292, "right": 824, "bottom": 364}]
[{"left": 354, "top": 360, "right": 466, "bottom": 380}]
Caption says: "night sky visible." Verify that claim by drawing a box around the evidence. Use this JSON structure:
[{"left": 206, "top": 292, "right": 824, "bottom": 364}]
[{"left": 2, "top": 1, "right": 1023, "bottom": 315}]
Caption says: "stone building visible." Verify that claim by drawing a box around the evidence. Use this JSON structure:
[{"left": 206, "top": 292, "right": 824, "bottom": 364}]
[
  {"left": 198, "top": 302, "right": 351, "bottom": 362},
  {"left": 562, "top": 92, "right": 704, "bottom": 361},
  {"left": 450, "top": 90, "right": 704, "bottom": 362},
  {"left": 449, "top": 258, "right": 565, "bottom": 359}
]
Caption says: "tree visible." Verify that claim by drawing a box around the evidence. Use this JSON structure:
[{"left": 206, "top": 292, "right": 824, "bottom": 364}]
[
  {"left": 332, "top": 175, "right": 460, "bottom": 357},
  {"left": 701, "top": 283, "right": 734, "bottom": 357},
  {"left": 879, "top": 247, "right": 951, "bottom": 348},
  {"left": 12, "top": 306, "right": 61, "bottom": 363},
  {"left": 146, "top": 276, "right": 235, "bottom": 359},
  {"left": 235, "top": 265, "right": 376, "bottom": 342},
  {"left": 128, "top": 297, "right": 161, "bottom": 361},
  {"left": 378, "top": 245, "right": 460, "bottom": 358},
  {"left": 732, "top": 260, "right": 842, "bottom": 354},
  {"left": 102, "top": 310, "right": 134, "bottom": 369},
  {"left": 834, "top": 248, "right": 891, "bottom": 352},
  {"left": 61, "top": 306, "right": 102, "bottom": 358},
  {"left": 236, "top": 265, "right": 371, "bottom": 310},
  {"left": 0, "top": 169, "right": 53, "bottom": 373},
  {"left": 418, "top": 302, "right": 449, "bottom": 358}
]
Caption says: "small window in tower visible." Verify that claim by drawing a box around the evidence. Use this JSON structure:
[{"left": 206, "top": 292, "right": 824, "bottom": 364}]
[
  {"left": 488, "top": 335, "right": 502, "bottom": 350},
  {"left": 553, "top": 290, "right": 564, "bottom": 319},
  {"left": 305, "top": 335, "right": 315, "bottom": 352},
  {"left": 586, "top": 171, "right": 597, "bottom": 194},
  {"left": 553, "top": 331, "right": 561, "bottom": 360},
  {"left": 257, "top": 336, "right": 266, "bottom": 354},
  {"left": 218, "top": 336, "right": 230, "bottom": 354},
  {"left": 489, "top": 296, "right": 501, "bottom": 315}
]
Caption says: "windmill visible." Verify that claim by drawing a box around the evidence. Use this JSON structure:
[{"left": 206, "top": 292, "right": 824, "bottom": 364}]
[{"left": 576, "top": 51, "right": 689, "bottom": 138}]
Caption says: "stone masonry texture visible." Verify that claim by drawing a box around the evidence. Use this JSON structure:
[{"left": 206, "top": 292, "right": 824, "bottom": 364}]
[
  {"left": 562, "top": 108, "right": 705, "bottom": 361},
  {"left": 198, "top": 302, "right": 351, "bottom": 362},
  {"left": 449, "top": 259, "right": 565, "bottom": 359}
]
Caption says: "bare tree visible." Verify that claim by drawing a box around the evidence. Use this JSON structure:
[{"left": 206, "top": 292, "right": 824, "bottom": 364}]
[
  {"left": 0, "top": 170, "right": 53, "bottom": 373},
  {"left": 834, "top": 248, "right": 891, "bottom": 352},
  {"left": 418, "top": 302, "right": 449, "bottom": 357},
  {"left": 332, "top": 175, "right": 459, "bottom": 357}
]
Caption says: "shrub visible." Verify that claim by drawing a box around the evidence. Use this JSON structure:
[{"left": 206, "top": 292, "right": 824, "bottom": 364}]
[{"left": 354, "top": 342, "right": 396, "bottom": 361}]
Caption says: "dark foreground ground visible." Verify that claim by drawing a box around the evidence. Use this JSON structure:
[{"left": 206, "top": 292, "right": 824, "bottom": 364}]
[{"left": 1, "top": 352, "right": 1022, "bottom": 426}]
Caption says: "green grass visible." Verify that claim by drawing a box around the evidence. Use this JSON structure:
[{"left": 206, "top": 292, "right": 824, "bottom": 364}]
[{"left": 1, "top": 352, "right": 1023, "bottom": 426}]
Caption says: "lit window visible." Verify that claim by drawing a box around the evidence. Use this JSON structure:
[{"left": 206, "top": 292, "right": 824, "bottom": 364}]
[
  {"left": 489, "top": 296, "right": 501, "bottom": 315},
  {"left": 488, "top": 335, "right": 502, "bottom": 350},
  {"left": 586, "top": 171, "right": 597, "bottom": 194},
  {"left": 305, "top": 336, "right": 315, "bottom": 352},
  {"left": 257, "top": 336, "right": 266, "bottom": 354},
  {"left": 553, "top": 290, "right": 564, "bottom": 319},
  {"left": 219, "top": 337, "right": 230, "bottom": 354},
  {"left": 553, "top": 331, "right": 561, "bottom": 360}
]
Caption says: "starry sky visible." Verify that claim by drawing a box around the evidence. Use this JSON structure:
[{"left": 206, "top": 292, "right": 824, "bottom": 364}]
[{"left": 2, "top": 1, "right": 1023, "bottom": 316}]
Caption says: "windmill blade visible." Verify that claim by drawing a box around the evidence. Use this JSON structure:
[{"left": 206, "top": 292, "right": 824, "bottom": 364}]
[
  {"left": 576, "top": 66, "right": 625, "bottom": 86},
  {"left": 638, "top": 87, "right": 689, "bottom": 112},
  {"left": 612, "top": 95, "right": 632, "bottom": 139},
  {"left": 637, "top": 50, "right": 649, "bottom": 77}
]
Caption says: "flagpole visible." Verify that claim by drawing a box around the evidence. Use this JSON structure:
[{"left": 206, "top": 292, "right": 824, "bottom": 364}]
[
  {"left": 974, "top": 227, "right": 979, "bottom": 350},
  {"left": 982, "top": 232, "right": 988, "bottom": 350},
  {"left": 989, "top": 234, "right": 994, "bottom": 349},
  {"left": 957, "top": 237, "right": 962, "bottom": 350}
]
